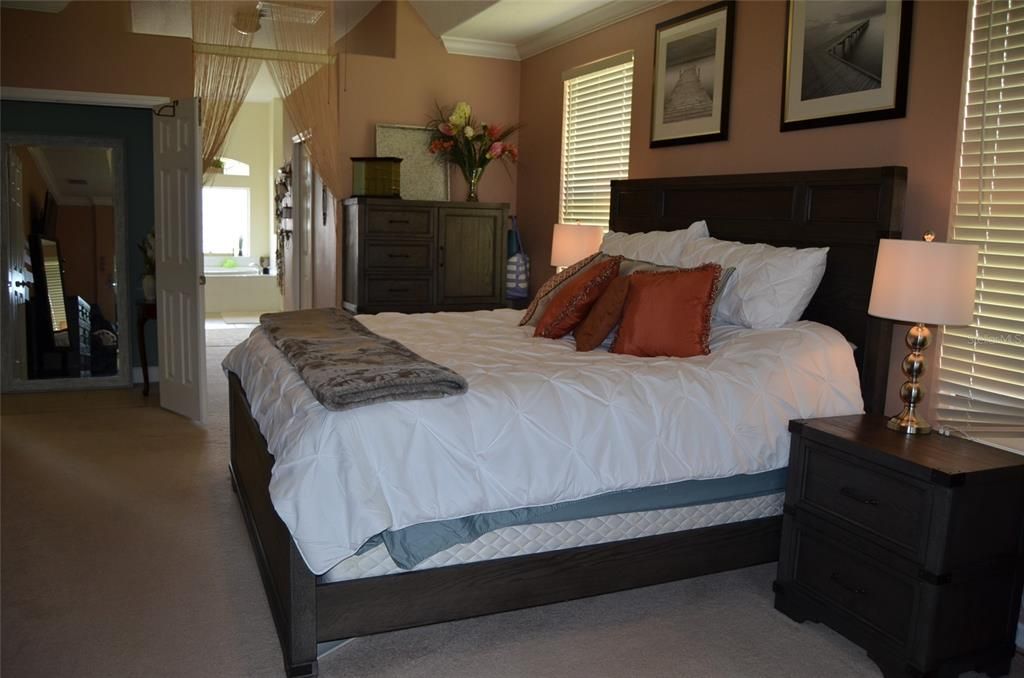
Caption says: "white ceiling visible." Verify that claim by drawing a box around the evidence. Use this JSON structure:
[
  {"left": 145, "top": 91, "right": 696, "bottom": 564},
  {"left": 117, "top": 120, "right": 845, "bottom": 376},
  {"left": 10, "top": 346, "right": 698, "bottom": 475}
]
[
  {"left": 445, "top": 0, "right": 611, "bottom": 46},
  {"left": 130, "top": 1, "right": 381, "bottom": 45},
  {"left": 126, "top": 0, "right": 669, "bottom": 63},
  {"left": 27, "top": 146, "right": 115, "bottom": 206}
]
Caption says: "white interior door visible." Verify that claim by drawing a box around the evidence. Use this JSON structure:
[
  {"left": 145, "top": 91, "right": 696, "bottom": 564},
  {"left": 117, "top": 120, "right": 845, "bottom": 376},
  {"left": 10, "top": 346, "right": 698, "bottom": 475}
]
[{"left": 153, "top": 98, "right": 206, "bottom": 422}]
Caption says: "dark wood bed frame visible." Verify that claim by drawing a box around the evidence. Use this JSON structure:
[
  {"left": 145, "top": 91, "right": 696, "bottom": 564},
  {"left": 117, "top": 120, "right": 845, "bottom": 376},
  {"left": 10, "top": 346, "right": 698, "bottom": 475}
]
[{"left": 228, "top": 166, "right": 906, "bottom": 677}]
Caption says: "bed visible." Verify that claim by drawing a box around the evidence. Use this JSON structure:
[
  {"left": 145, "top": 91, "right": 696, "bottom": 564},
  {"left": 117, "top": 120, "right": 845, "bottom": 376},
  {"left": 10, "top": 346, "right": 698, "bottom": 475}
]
[{"left": 227, "top": 166, "right": 906, "bottom": 677}]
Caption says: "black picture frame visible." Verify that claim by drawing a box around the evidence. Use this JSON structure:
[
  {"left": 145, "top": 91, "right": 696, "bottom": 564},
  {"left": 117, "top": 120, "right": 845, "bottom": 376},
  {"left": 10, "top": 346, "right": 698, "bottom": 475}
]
[
  {"left": 650, "top": 1, "right": 735, "bottom": 148},
  {"left": 780, "top": 0, "right": 913, "bottom": 132}
]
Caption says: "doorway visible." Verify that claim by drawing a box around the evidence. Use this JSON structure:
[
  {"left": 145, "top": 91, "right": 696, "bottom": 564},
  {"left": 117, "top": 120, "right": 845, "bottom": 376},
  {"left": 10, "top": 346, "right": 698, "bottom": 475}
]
[{"left": 202, "top": 61, "right": 285, "bottom": 327}]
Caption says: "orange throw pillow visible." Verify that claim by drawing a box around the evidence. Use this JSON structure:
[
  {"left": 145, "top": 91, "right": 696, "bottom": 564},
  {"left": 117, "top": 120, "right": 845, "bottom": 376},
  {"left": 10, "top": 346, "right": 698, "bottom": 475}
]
[
  {"left": 574, "top": 276, "right": 630, "bottom": 351},
  {"left": 534, "top": 257, "right": 622, "bottom": 339},
  {"left": 612, "top": 264, "right": 722, "bottom": 358}
]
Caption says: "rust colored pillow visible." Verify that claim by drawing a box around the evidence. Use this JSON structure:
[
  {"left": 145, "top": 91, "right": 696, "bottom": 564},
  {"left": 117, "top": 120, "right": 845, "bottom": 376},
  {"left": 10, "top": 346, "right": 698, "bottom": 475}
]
[
  {"left": 574, "top": 276, "right": 630, "bottom": 351},
  {"left": 534, "top": 257, "right": 623, "bottom": 339},
  {"left": 612, "top": 264, "right": 722, "bottom": 358},
  {"left": 519, "top": 252, "right": 604, "bottom": 326}
]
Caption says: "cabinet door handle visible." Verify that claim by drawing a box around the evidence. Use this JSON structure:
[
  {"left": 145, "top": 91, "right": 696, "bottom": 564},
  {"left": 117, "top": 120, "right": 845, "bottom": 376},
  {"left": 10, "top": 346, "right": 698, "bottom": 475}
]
[
  {"left": 387, "top": 253, "right": 411, "bottom": 259},
  {"left": 438, "top": 245, "right": 446, "bottom": 268},
  {"left": 830, "top": 572, "right": 867, "bottom": 596},
  {"left": 839, "top": 486, "right": 878, "bottom": 506}
]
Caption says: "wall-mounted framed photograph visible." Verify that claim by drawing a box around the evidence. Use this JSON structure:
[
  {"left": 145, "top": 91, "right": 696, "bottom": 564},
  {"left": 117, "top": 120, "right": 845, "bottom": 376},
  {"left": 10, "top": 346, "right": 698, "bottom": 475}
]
[
  {"left": 781, "top": 0, "right": 913, "bottom": 132},
  {"left": 650, "top": 1, "right": 735, "bottom": 147}
]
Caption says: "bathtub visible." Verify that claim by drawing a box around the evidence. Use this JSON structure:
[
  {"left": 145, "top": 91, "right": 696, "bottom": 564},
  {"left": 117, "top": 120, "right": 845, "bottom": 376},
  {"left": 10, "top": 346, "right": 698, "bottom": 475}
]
[{"left": 204, "top": 270, "right": 282, "bottom": 314}]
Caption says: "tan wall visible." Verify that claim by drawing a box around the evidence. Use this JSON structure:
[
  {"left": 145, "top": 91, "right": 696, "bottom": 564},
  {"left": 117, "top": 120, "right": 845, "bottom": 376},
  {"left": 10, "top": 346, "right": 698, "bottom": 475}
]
[
  {"left": 93, "top": 205, "right": 116, "bottom": 319},
  {"left": 516, "top": 0, "right": 967, "bottom": 290},
  {"left": 0, "top": 1, "right": 192, "bottom": 100},
  {"left": 206, "top": 101, "right": 275, "bottom": 259},
  {"left": 54, "top": 205, "right": 96, "bottom": 306},
  {"left": 317, "top": 0, "right": 522, "bottom": 305}
]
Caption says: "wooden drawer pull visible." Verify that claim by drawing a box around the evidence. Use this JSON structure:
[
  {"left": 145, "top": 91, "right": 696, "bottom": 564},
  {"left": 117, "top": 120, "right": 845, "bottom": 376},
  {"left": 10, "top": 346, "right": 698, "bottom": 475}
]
[
  {"left": 387, "top": 253, "right": 411, "bottom": 259},
  {"left": 388, "top": 219, "right": 410, "bottom": 224},
  {"left": 388, "top": 287, "right": 410, "bottom": 293},
  {"left": 839, "top": 486, "right": 879, "bottom": 506},
  {"left": 830, "top": 571, "right": 867, "bottom": 596}
]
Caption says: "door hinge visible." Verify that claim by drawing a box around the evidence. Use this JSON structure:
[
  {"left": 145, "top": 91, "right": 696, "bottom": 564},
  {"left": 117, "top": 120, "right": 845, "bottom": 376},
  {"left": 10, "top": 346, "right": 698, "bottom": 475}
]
[{"left": 154, "top": 100, "right": 178, "bottom": 118}]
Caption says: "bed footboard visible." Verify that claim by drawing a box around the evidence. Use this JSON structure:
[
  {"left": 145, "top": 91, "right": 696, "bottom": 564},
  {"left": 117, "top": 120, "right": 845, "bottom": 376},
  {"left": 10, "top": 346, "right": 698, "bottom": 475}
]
[
  {"left": 229, "top": 371, "right": 783, "bottom": 677},
  {"left": 229, "top": 372, "right": 319, "bottom": 678}
]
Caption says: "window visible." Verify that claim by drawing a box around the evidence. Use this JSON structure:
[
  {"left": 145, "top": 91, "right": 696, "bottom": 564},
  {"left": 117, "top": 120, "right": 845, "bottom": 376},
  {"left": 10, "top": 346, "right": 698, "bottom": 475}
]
[
  {"left": 937, "top": 0, "right": 1024, "bottom": 442},
  {"left": 202, "top": 186, "right": 250, "bottom": 255},
  {"left": 220, "top": 157, "right": 250, "bottom": 177},
  {"left": 560, "top": 52, "right": 634, "bottom": 229}
]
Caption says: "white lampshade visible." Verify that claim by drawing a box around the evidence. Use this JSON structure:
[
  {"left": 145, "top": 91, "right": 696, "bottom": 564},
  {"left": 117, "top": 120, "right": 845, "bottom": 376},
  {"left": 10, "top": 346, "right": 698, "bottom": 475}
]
[
  {"left": 550, "top": 223, "right": 604, "bottom": 267},
  {"left": 868, "top": 239, "right": 978, "bottom": 325}
]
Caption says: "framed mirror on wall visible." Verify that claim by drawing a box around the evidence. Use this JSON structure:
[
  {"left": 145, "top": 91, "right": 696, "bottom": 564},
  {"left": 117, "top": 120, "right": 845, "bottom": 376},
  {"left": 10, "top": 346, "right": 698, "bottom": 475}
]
[{"left": 1, "top": 135, "right": 131, "bottom": 392}]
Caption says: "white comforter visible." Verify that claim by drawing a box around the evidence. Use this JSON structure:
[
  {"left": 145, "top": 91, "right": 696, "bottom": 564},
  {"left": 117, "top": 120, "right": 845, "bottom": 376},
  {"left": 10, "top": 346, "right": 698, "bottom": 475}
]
[{"left": 224, "top": 309, "right": 862, "bottom": 574}]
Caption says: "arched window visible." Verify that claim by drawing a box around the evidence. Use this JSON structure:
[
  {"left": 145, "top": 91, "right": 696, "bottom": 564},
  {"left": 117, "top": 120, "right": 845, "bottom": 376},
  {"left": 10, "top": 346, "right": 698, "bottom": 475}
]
[{"left": 220, "top": 157, "right": 250, "bottom": 177}]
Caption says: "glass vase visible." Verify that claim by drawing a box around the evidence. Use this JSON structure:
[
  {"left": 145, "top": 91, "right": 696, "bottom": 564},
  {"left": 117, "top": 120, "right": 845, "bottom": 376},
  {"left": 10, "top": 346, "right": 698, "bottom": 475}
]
[{"left": 464, "top": 167, "right": 483, "bottom": 202}]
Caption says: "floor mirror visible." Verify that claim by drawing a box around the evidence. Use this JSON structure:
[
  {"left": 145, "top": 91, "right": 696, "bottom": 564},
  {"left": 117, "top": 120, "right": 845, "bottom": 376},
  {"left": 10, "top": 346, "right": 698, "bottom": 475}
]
[{"left": 1, "top": 135, "right": 131, "bottom": 392}]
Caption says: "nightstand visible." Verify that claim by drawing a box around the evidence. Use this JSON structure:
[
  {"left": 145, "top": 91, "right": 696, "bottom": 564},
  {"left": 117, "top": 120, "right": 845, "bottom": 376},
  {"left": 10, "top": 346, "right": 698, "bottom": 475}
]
[{"left": 774, "top": 415, "right": 1024, "bottom": 678}]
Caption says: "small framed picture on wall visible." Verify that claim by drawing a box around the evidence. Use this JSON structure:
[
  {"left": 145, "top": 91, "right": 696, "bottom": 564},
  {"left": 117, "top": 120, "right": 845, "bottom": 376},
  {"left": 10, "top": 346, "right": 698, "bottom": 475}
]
[
  {"left": 781, "top": 0, "right": 913, "bottom": 131},
  {"left": 650, "top": 1, "right": 735, "bottom": 147}
]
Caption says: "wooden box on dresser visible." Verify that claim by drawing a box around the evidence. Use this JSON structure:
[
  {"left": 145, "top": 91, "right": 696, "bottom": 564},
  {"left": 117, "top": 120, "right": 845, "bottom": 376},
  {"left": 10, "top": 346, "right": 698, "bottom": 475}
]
[
  {"left": 343, "top": 197, "right": 508, "bottom": 314},
  {"left": 774, "top": 415, "right": 1024, "bottom": 678}
]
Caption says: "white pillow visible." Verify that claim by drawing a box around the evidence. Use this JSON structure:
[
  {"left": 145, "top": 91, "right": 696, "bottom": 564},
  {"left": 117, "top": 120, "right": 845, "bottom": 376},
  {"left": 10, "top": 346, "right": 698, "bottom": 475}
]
[
  {"left": 678, "top": 237, "right": 828, "bottom": 329},
  {"left": 600, "top": 220, "right": 708, "bottom": 266}
]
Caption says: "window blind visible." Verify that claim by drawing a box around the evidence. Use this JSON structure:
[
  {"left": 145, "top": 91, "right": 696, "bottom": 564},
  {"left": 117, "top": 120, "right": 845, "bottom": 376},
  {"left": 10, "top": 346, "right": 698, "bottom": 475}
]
[
  {"left": 937, "top": 0, "right": 1024, "bottom": 437},
  {"left": 560, "top": 52, "right": 634, "bottom": 228}
]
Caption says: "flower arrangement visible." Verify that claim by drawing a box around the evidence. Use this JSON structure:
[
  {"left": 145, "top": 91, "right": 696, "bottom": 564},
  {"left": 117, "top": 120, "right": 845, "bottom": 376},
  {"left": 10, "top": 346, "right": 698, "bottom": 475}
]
[{"left": 427, "top": 101, "right": 520, "bottom": 202}]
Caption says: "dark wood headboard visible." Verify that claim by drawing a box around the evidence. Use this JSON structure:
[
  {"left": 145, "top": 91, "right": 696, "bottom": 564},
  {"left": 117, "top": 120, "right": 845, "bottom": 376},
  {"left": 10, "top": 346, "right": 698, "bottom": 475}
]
[{"left": 609, "top": 166, "right": 906, "bottom": 415}]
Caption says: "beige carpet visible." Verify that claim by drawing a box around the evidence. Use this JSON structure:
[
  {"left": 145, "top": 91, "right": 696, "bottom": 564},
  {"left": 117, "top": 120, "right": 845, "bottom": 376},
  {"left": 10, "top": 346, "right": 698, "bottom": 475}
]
[{"left": 2, "top": 334, "right": 1021, "bottom": 678}]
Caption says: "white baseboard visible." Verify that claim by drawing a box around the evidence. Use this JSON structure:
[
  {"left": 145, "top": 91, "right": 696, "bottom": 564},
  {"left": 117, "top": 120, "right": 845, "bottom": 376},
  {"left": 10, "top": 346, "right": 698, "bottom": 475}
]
[{"left": 132, "top": 366, "right": 159, "bottom": 385}]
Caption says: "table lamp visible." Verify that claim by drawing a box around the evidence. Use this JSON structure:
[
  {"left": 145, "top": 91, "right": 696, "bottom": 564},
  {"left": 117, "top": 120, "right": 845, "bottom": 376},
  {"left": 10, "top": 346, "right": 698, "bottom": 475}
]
[
  {"left": 550, "top": 223, "right": 604, "bottom": 270},
  {"left": 868, "top": 233, "right": 978, "bottom": 435}
]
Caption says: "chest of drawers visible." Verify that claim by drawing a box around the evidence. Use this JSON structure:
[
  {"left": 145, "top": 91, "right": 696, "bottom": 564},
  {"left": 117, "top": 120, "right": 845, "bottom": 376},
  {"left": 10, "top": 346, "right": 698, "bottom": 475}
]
[
  {"left": 774, "top": 416, "right": 1024, "bottom": 678},
  {"left": 342, "top": 198, "right": 508, "bottom": 314}
]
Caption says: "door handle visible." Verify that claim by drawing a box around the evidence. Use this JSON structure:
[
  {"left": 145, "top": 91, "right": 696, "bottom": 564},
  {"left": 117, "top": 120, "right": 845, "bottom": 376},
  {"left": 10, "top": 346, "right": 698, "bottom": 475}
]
[{"left": 199, "top": 274, "right": 206, "bottom": 286}]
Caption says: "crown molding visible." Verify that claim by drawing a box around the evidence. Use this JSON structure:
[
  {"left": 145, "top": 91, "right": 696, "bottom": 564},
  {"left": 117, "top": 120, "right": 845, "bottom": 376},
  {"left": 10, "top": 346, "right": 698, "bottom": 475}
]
[
  {"left": 441, "top": 35, "right": 520, "bottom": 61},
  {"left": 517, "top": 0, "right": 670, "bottom": 60},
  {"left": 0, "top": 87, "right": 169, "bottom": 109}
]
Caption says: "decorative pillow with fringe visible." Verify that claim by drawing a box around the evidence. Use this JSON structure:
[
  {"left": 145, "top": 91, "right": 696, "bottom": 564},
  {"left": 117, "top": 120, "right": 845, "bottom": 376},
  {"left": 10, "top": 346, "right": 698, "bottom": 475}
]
[
  {"left": 518, "top": 252, "right": 604, "bottom": 327},
  {"left": 534, "top": 256, "right": 623, "bottom": 339},
  {"left": 612, "top": 264, "right": 722, "bottom": 358}
]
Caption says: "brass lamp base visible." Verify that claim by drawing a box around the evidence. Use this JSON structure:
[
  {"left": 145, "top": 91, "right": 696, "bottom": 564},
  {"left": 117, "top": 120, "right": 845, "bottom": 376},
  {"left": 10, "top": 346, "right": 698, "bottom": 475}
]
[
  {"left": 889, "top": 323, "right": 932, "bottom": 436},
  {"left": 887, "top": 409, "right": 931, "bottom": 435}
]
